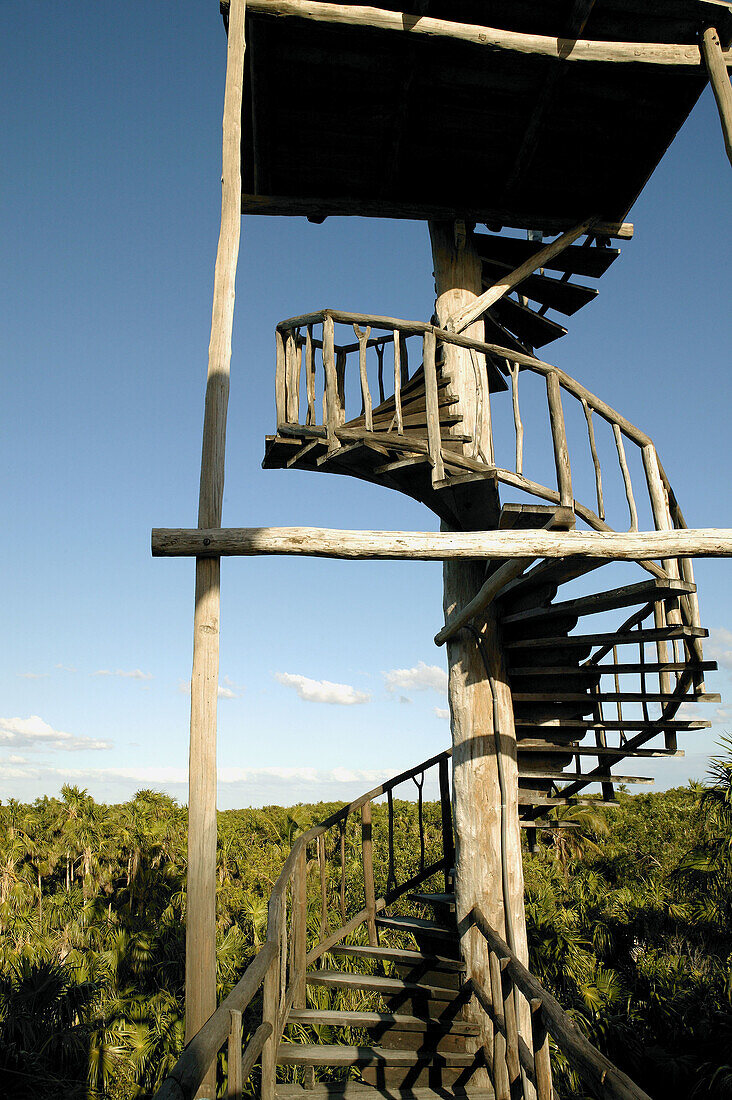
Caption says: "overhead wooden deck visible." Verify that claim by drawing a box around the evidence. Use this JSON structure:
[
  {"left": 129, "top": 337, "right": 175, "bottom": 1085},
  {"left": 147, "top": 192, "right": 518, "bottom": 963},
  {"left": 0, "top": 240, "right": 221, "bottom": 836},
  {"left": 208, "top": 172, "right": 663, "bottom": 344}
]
[{"left": 224, "top": 0, "right": 732, "bottom": 227}]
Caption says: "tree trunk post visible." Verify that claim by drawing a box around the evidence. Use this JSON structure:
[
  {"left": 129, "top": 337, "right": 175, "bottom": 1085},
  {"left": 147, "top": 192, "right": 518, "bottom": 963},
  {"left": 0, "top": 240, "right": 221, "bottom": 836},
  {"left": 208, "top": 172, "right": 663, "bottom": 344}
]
[
  {"left": 186, "top": 3, "right": 246, "bottom": 1095},
  {"left": 429, "top": 221, "right": 531, "bottom": 1084}
]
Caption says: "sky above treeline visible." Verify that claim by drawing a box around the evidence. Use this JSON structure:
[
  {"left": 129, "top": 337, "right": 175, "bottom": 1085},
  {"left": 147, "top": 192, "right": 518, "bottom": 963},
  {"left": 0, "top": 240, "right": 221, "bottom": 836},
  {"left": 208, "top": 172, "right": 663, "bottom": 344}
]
[{"left": 2, "top": 2, "right": 731, "bottom": 809}]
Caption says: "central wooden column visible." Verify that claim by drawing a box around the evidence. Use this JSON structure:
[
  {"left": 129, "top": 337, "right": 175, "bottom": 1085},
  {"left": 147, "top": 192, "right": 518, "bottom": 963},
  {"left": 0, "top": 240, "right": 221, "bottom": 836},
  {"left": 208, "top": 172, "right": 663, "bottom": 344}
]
[{"left": 429, "top": 222, "right": 530, "bottom": 1078}]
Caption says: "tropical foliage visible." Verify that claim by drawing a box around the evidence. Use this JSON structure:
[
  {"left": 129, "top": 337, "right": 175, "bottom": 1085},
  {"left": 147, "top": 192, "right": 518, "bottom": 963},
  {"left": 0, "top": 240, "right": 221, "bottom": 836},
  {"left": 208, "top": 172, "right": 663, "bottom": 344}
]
[{"left": 0, "top": 745, "right": 730, "bottom": 1099}]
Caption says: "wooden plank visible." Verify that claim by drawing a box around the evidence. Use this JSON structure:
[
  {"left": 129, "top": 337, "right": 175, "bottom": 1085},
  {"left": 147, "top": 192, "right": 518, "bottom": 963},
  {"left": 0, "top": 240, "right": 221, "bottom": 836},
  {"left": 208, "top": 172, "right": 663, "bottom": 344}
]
[
  {"left": 481, "top": 261, "right": 597, "bottom": 316},
  {"left": 508, "top": 662, "right": 716, "bottom": 676},
  {"left": 276, "top": 1044, "right": 475, "bottom": 1068},
  {"left": 242, "top": 2, "right": 725, "bottom": 68},
  {"left": 185, "top": 0, "right": 246, "bottom": 1082},
  {"left": 489, "top": 295, "right": 568, "bottom": 348},
  {"left": 514, "top": 692, "right": 718, "bottom": 705},
  {"left": 448, "top": 219, "right": 593, "bottom": 334},
  {"left": 515, "top": 718, "right": 709, "bottom": 731},
  {"left": 505, "top": 625, "right": 707, "bottom": 649},
  {"left": 612, "top": 424, "right": 638, "bottom": 531},
  {"left": 287, "top": 1008, "right": 477, "bottom": 1034},
  {"left": 519, "top": 771, "right": 653, "bottom": 784},
  {"left": 228, "top": 1010, "right": 243, "bottom": 1100},
  {"left": 546, "top": 371, "right": 573, "bottom": 508},
  {"left": 153, "top": 527, "right": 732, "bottom": 560},
  {"left": 475, "top": 233, "right": 620, "bottom": 279},
  {"left": 422, "top": 330, "right": 445, "bottom": 485},
  {"left": 330, "top": 944, "right": 465, "bottom": 971},
  {"left": 307, "top": 971, "right": 457, "bottom": 999},
  {"left": 702, "top": 27, "right": 732, "bottom": 166},
  {"left": 375, "top": 915, "right": 456, "bottom": 941},
  {"left": 517, "top": 744, "right": 683, "bottom": 758},
  {"left": 501, "top": 578, "right": 694, "bottom": 624},
  {"left": 361, "top": 801, "right": 377, "bottom": 947}
]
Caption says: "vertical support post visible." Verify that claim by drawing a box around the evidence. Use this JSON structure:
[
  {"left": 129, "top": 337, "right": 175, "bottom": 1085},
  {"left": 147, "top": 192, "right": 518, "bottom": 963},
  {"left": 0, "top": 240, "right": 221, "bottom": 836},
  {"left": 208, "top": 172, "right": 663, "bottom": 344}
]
[
  {"left": 546, "top": 371, "right": 573, "bottom": 509},
  {"left": 275, "top": 329, "right": 286, "bottom": 427},
  {"left": 393, "top": 330, "right": 404, "bottom": 434},
  {"left": 292, "top": 845, "right": 307, "bottom": 1008},
  {"left": 261, "top": 940, "right": 280, "bottom": 1100},
  {"left": 317, "top": 833, "right": 329, "bottom": 940},
  {"left": 186, "top": 6, "right": 246, "bottom": 1096},
  {"left": 530, "top": 1001, "right": 553, "bottom": 1100},
  {"left": 701, "top": 27, "right": 732, "bottom": 168},
  {"left": 361, "top": 801, "right": 378, "bottom": 946},
  {"left": 489, "top": 950, "right": 510, "bottom": 1100},
  {"left": 305, "top": 325, "right": 315, "bottom": 425},
  {"left": 429, "top": 221, "right": 527, "bottom": 1090},
  {"left": 322, "top": 313, "right": 339, "bottom": 449},
  {"left": 228, "top": 1009, "right": 243, "bottom": 1100},
  {"left": 423, "top": 330, "right": 445, "bottom": 485}
]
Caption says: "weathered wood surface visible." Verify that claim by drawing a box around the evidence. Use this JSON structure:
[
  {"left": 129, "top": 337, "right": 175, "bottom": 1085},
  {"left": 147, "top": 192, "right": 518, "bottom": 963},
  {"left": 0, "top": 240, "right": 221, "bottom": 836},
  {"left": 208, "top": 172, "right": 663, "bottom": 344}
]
[
  {"left": 242, "top": 0, "right": 732, "bottom": 67},
  {"left": 153, "top": 527, "right": 732, "bottom": 560},
  {"left": 702, "top": 26, "right": 732, "bottom": 166},
  {"left": 186, "top": 0, "right": 246, "bottom": 1080}
]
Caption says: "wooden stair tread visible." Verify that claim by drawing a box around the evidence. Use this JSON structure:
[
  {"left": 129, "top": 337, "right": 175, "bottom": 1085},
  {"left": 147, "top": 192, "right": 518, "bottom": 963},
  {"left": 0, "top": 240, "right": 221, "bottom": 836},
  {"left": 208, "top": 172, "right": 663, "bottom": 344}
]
[
  {"left": 276, "top": 1085, "right": 494, "bottom": 1100},
  {"left": 481, "top": 258, "right": 597, "bottom": 316},
  {"left": 488, "top": 295, "right": 568, "bottom": 348},
  {"left": 517, "top": 744, "right": 683, "bottom": 758},
  {"left": 509, "top": 661, "right": 717, "bottom": 676},
  {"left": 512, "top": 691, "right": 719, "bottom": 704},
  {"left": 308, "top": 971, "right": 457, "bottom": 999},
  {"left": 331, "top": 945, "right": 464, "bottom": 971},
  {"left": 515, "top": 718, "right": 709, "bottom": 730},
  {"left": 519, "top": 770, "right": 652, "bottom": 783},
  {"left": 376, "top": 916, "right": 457, "bottom": 940},
  {"left": 276, "top": 1044, "right": 476, "bottom": 1067},
  {"left": 287, "top": 1008, "right": 478, "bottom": 1036},
  {"left": 408, "top": 892, "right": 456, "bottom": 908},
  {"left": 475, "top": 232, "right": 620, "bottom": 279},
  {"left": 501, "top": 578, "right": 695, "bottom": 625},
  {"left": 505, "top": 625, "right": 707, "bottom": 649}
]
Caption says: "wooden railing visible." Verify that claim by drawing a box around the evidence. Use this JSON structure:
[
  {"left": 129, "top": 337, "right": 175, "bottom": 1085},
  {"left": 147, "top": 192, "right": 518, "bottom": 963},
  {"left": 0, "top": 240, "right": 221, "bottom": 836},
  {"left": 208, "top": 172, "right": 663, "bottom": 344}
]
[
  {"left": 273, "top": 307, "right": 705, "bottom": 690},
  {"left": 153, "top": 749, "right": 455, "bottom": 1100},
  {"left": 467, "top": 906, "right": 652, "bottom": 1100}
]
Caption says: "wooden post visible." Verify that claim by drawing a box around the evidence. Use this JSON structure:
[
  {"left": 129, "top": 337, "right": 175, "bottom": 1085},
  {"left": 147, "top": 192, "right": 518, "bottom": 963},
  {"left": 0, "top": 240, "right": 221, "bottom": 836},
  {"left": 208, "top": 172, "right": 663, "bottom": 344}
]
[
  {"left": 292, "top": 846, "right": 307, "bottom": 1008},
  {"left": 227, "top": 1009, "right": 243, "bottom": 1100},
  {"left": 361, "top": 801, "right": 378, "bottom": 946},
  {"left": 702, "top": 27, "right": 732, "bottom": 168},
  {"left": 546, "top": 371, "right": 573, "bottom": 508},
  {"left": 429, "top": 221, "right": 530, "bottom": 1088},
  {"left": 186, "top": 5, "right": 246, "bottom": 1098},
  {"left": 261, "top": 945, "right": 280, "bottom": 1100}
]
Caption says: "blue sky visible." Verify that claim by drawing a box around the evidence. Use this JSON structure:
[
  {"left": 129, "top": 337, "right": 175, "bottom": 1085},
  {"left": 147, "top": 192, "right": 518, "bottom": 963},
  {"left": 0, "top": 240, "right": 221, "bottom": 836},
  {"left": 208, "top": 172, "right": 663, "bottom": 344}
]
[{"left": 2, "top": 2, "right": 731, "bottom": 808}]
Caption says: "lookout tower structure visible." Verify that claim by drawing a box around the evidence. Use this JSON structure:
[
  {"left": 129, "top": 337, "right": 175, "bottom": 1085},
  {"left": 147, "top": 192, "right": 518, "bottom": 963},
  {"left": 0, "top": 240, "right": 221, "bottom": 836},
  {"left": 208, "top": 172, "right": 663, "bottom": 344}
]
[{"left": 153, "top": 4, "right": 732, "bottom": 1098}]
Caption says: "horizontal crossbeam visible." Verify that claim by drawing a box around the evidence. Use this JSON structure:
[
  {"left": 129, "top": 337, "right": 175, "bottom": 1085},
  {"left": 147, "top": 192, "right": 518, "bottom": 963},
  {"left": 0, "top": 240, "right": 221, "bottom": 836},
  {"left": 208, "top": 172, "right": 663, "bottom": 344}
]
[{"left": 152, "top": 526, "right": 732, "bottom": 561}]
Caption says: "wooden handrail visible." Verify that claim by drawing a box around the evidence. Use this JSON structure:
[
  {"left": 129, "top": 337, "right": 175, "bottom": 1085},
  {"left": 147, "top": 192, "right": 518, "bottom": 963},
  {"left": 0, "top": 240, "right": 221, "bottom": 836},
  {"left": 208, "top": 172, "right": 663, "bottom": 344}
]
[{"left": 470, "top": 905, "right": 653, "bottom": 1100}]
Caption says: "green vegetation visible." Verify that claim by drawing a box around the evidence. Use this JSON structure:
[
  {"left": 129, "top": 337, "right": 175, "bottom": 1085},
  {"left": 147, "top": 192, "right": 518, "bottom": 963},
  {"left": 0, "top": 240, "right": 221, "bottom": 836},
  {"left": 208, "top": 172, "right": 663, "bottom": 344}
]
[{"left": 0, "top": 745, "right": 730, "bottom": 1099}]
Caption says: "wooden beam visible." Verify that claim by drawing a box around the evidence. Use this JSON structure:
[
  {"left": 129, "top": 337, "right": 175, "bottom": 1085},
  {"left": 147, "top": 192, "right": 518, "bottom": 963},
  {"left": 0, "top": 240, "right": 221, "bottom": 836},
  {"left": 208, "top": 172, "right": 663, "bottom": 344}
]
[
  {"left": 702, "top": 27, "right": 732, "bottom": 166},
  {"left": 186, "top": 0, "right": 246, "bottom": 1082},
  {"left": 241, "top": 193, "right": 634, "bottom": 239},
  {"left": 241, "top": 0, "right": 732, "bottom": 67},
  {"left": 447, "top": 219, "right": 594, "bottom": 335},
  {"left": 153, "top": 527, "right": 732, "bottom": 560}
]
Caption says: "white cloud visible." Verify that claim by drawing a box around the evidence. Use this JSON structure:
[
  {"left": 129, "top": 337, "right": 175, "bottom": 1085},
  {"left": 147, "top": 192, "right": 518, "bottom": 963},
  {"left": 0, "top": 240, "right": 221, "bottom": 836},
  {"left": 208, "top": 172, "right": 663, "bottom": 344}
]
[
  {"left": 178, "top": 678, "right": 242, "bottom": 699},
  {"left": 93, "top": 668, "right": 152, "bottom": 680},
  {"left": 275, "top": 672, "right": 370, "bottom": 706},
  {"left": 18, "top": 672, "right": 49, "bottom": 679},
  {"left": 433, "top": 707, "right": 450, "bottom": 720},
  {"left": 55, "top": 664, "right": 78, "bottom": 673},
  {"left": 713, "top": 705, "right": 732, "bottom": 725},
  {"left": 0, "top": 715, "right": 111, "bottom": 752},
  {"left": 384, "top": 661, "right": 447, "bottom": 696},
  {"left": 708, "top": 628, "right": 732, "bottom": 672}
]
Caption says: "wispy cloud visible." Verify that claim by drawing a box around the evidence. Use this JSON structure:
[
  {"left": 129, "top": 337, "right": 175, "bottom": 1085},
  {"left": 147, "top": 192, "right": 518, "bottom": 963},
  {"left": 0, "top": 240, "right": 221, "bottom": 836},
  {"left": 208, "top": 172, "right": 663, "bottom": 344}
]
[
  {"left": 178, "top": 676, "right": 243, "bottom": 699},
  {"left": 0, "top": 715, "right": 111, "bottom": 752},
  {"left": 275, "top": 672, "right": 370, "bottom": 706},
  {"left": 708, "top": 628, "right": 732, "bottom": 672},
  {"left": 93, "top": 668, "right": 153, "bottom": 681},
  {"left": 55, "top": 664, "right": 78, "bottom": 673},
  {"left": 433, "top": 707, "right": 450, "bottom": 720},
  {"left": 18, "top": 672, "right": 49, "bottom": 680},
  {"left": 384, "top": 661, "right": 447, "bottom": 696}
]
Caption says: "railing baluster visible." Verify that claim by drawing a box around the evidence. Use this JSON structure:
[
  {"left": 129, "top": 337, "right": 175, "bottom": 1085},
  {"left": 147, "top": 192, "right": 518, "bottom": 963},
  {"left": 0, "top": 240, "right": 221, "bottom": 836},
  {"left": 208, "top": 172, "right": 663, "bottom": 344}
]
[
  {"left": 361, "top": 800, "right": 378, "bottom": 946},
  {"left": 336, "top": 349, "right": 347, "bottom": 427},
  {"left": 510, "top": 361, "right": 524, "bottom": 475},
  {"left": 387, "top": 788, "right": 396, "bottom": 896},
  {"left": 227, "top": 1008, "right": 243, "bottom": 1100},
  {"left": 480, "top": 349, "right": 495, "bottom": 465},
  {"left": 376, "top": 342, "right": 386, "bottom": 404},
  {"left": 423, "top": 330, "right": 446, "bottom": 485},
  {"left": 317, "top": 832, "right": 329, "bottom": 940},
  {"left": 339, "top": 816, "right": 347, "bottom": 925},
  {"left": 582, "top": 398, "right": 605, "bottom": 520},
  {"left": 439, "top": 754, "right": 455, "bottom": 894},
  {"left": 489, "top": 948, "right": 511, "bottom": 1100},
  {"left": 292, "top": 845, "right": 307, "bottom": 1009},
  {"left": 261, "top": 897, "right": 282, "bottom": 1100},
  {"left": 322, "top": 313, "right": 339, "bottom": 449},
  {"left": 613, "top": 423, "right": 638, "bottom": 531},
  {"left": 413, "top": 772, "right": 425, "bottom": 873},
  {"left": 285, "top": 329, "right": 299, "bottom": 423},
  {"left": 530, "top": 1000, "right": 553, "bottom": 1100},
  {"left": 354, "top": 324, "right": 373, "bottom": 430},
  {"left": 305, "top": 324, "right": 315, "bottom": 425},
  {"left": 393, "top": 330, "right": 404, "bottom": 434},
  {"left": 500, "top": 959, "right": 522, "bottom": 1095},
  {"left": 275, "top": 329, "right": 287, "bottom": 428},
  {"left": 546, "top": 370, "right": 573, "bottom": 509}
]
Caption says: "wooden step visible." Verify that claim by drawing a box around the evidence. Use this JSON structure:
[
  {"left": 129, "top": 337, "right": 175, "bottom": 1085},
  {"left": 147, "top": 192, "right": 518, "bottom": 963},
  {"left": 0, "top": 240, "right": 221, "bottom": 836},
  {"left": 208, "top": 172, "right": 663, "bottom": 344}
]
[
  {"left": 512, "top": 691, "right": 720, "bottom": 704},
  {"left": 376, "top": 916, "right": 457, "bottom": 941},
  {"left": 307, "top": 971, "right": 457, "bottom": 1000},
  {"left": 501, "top": 579, "right": 695, "bottom": 626},
  {"left": 519, "top": 770, "right": 652, "bottom": 783},
  {"left": 489, "top": 295, "right": 568, "bottom": 348},
  {"left": 276, "top": 1084, "right": 495, "bottom": 1100},
  {"left": 276, "top": 1043, "right": 476, "bottom": 1068},
  {"left": 475, "top": 232, "right": 620, "bottom": 279},
  {"left": 505, "top": 626, "right": 707, "bottom": 649},
  {"left": 330, "top": 945, "right": 464, "bottom": 972},
  {"left": 515, "top": 718, "right": 710, "bottom": 731},
  {"left": 519, "top": 794, "right": 618, "bottom": 808},
  {"left": 287, "top": 1008, "right": 479, "bottom": 1036},
  {"left": 509, "top": 661, "right": 717, "bottom": 676},
  {"left": 517, "top": 743, "right": 683, "bottom": 758},
  {"left": 481, "top": 258, "right": 598, "bottom": 316},
  {"left": 409, "top": 892, "right": 456, "bottom": 910}
]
